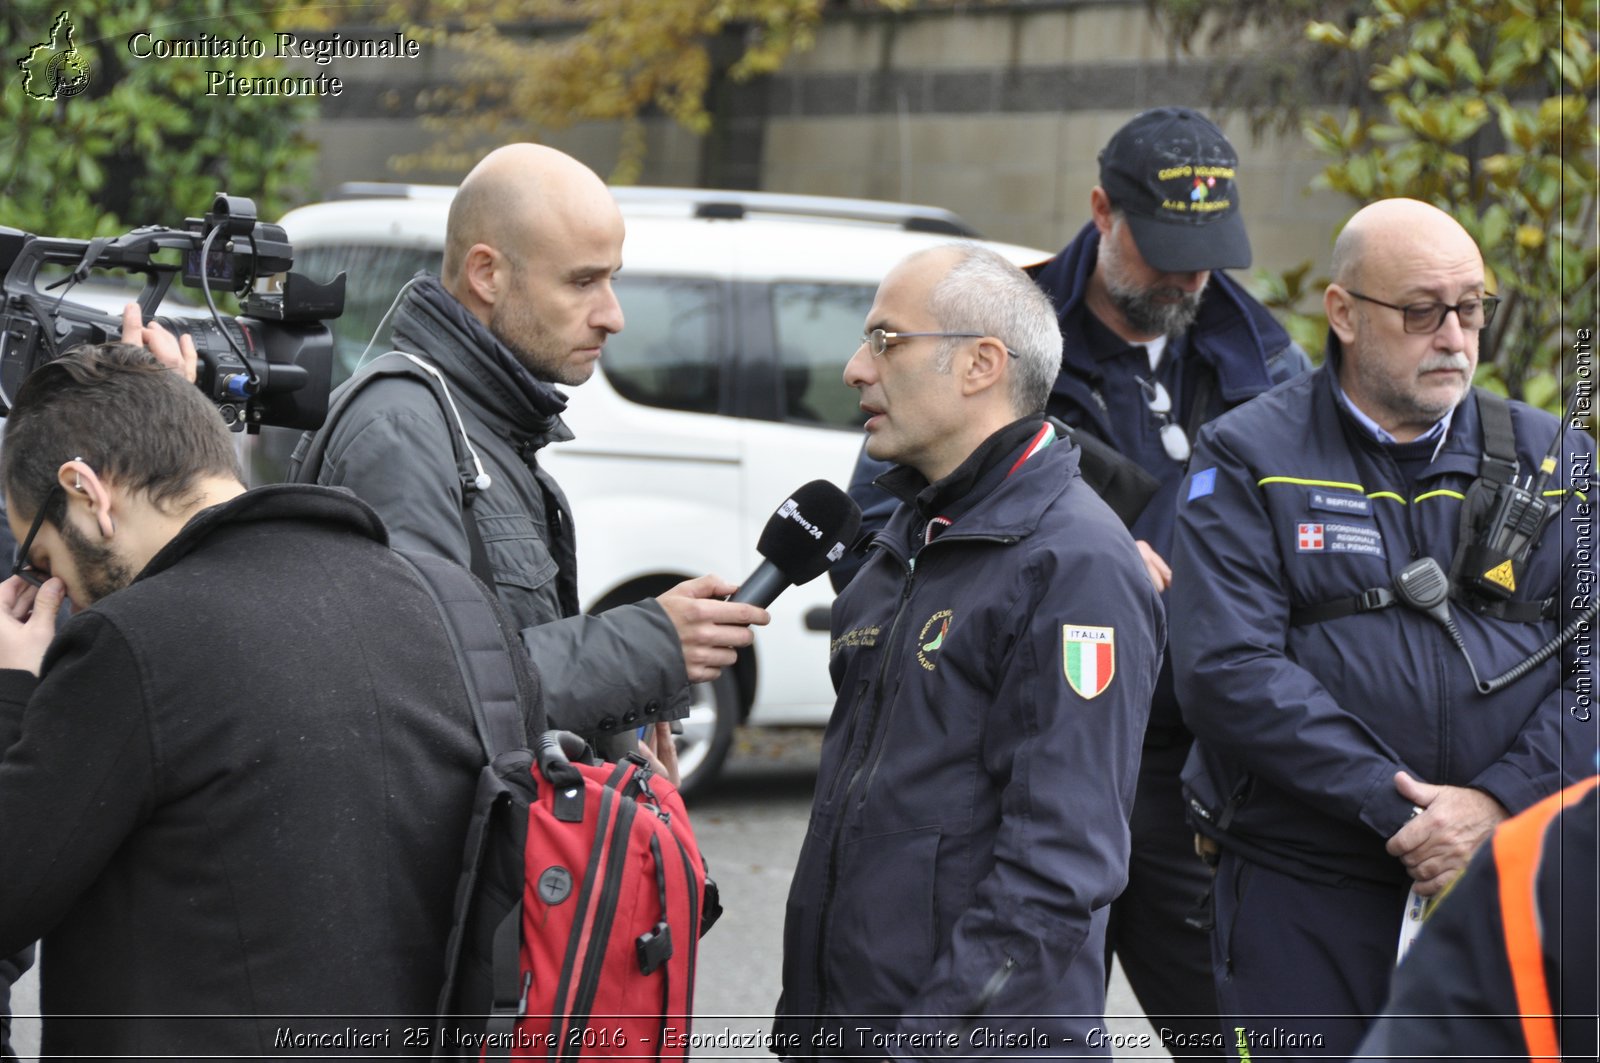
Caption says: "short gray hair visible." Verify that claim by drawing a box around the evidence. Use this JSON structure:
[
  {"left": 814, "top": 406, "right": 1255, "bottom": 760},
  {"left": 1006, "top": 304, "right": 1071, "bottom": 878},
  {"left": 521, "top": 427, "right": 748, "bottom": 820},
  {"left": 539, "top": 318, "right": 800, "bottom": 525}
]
[{"left": 926, "top": 243, "right": 1062, "bottom": 416}]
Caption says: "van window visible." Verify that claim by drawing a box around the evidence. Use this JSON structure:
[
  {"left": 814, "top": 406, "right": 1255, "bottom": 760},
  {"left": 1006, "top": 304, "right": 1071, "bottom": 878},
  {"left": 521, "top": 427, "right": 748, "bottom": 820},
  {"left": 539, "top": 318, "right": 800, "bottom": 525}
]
[
  {"left": 293, "top": 244, "right": 442, "bottom": 383},
  {"left": 602, "top": 276, "right": 722, "bottom": 415},
  {"left": 771, "top": 283, "right": 873, "bottom": 430}
]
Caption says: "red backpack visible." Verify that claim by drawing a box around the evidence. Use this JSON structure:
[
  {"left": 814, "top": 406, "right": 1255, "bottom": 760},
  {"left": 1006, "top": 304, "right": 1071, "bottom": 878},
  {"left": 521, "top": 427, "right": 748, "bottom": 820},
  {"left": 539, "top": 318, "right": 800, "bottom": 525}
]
[{"left": 401, "top": 552, "right": 720, "bottom": 1061}]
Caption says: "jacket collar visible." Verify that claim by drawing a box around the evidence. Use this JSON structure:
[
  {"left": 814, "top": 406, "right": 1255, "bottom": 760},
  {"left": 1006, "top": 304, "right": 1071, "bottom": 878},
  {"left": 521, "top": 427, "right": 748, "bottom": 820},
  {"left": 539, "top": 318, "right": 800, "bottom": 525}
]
[
  {"left": 1316, "top": 331, "right": 1482, "bottom": 482},
  {"left": 390, "top": 276, "right": 574, "bottom": 448},
  {"left": 874, "top": 417, "right": 1080, "bottom": 552},
  {"left": 1031, "top": 222, "right": 1294, "bottom": 412},
  {"left": 137, "top": 484, "right": 388, "bottom": 584}
]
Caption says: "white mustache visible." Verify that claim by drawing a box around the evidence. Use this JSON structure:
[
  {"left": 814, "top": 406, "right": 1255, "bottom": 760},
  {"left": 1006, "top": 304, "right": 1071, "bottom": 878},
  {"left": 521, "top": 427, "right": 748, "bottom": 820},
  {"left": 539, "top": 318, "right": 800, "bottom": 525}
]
[{"left": 1418, "top": 353, "right": 1470, "bottom": 374}]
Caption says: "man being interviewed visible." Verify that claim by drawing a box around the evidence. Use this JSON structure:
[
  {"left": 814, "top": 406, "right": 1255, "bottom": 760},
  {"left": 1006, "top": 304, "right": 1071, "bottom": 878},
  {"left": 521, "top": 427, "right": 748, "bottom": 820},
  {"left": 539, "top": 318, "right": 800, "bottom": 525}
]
[{"left": 773, "top": 245, "right": 1165, "bottom": 1059}]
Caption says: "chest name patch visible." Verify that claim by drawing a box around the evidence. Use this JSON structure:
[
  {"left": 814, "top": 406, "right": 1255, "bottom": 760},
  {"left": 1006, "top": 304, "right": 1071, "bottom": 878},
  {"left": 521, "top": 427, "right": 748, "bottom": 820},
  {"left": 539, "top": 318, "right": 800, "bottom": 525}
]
[
  {"left": 1295, "top": 521, "right": 1384, "bottom": 557},
  {"left": 1308, "top": 489, "right": 1371, "bottom": 517}
]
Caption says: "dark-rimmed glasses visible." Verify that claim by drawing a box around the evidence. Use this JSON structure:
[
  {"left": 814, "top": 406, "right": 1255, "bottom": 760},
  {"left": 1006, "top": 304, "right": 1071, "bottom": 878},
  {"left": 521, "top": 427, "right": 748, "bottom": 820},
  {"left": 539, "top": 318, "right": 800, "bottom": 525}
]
[
  {"left": 862, "top": 328, "right": 1017, "bottom": 359},
  {"left": 1346, "top": 291, "right": 1500, "bottom": 334},
  {"left": 1135, "top": 376, "right": 1192, "bottom": 463},
  {"left": 10, "top": 483, "right": 63, "bottom": 589}
]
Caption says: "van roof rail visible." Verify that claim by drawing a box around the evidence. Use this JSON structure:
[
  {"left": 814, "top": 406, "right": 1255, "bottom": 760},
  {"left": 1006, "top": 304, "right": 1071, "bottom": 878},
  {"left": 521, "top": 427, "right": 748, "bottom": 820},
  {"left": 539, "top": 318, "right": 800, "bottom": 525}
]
[{"left": 329, "top": 182, "right": 979, "bottom": 237}]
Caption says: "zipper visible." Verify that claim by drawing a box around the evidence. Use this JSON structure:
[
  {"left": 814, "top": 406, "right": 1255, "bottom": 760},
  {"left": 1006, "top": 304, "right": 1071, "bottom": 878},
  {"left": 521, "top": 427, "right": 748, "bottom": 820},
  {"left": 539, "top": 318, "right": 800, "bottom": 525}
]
[
  {"left": 814, "top": 551, "right": 917, "bottom": 1017},
  {"left": 1387, "top": 448, "right": 1459, "bottom": 782},
  {"left": 811, "top": 530, "right": 1018, "bottom": 1018},
  {"left": 852, "top": 534, "right": 1017, "bottom": 810},
  {"left": 820, "top": 679, "right": 872, "bottom": 807}
]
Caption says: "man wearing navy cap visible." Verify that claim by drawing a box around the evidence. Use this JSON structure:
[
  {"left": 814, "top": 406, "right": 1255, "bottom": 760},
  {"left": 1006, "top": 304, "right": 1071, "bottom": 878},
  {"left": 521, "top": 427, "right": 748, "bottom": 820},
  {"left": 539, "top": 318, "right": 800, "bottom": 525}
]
[
  {"left": 835, "top": 107, "right": 1309, "bottom": 1054},
  {"left": 1026, "top": 104, "right": 1314, "bottom": 1058}
]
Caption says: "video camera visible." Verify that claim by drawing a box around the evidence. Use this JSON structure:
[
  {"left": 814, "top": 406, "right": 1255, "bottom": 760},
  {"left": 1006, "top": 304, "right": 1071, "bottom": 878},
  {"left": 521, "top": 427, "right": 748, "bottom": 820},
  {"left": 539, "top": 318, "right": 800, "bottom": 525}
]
[{"left": 0, "top": 193, "right": 343, "bottom": 432}]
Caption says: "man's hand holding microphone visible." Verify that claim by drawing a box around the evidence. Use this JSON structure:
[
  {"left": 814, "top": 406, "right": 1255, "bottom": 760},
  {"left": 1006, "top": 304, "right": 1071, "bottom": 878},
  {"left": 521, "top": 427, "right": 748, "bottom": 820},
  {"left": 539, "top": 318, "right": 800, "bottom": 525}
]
[{"left": 657, "top": 480, "right": 862, "bottom": 683}]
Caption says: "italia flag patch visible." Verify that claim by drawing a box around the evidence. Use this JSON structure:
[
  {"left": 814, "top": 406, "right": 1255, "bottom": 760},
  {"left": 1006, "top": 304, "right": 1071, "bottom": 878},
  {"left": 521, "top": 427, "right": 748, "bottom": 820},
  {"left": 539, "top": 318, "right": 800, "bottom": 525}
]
[{"left": 1063, "top": 625, "right": 1115, "bottom": 699}]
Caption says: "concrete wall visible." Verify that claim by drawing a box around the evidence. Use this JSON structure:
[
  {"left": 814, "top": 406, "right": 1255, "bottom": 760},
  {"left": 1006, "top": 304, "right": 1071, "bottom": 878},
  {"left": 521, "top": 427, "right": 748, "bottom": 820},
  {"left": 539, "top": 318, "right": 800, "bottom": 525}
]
[{"left": 306, "top": 1, "right": 1351, "bottom": 284}]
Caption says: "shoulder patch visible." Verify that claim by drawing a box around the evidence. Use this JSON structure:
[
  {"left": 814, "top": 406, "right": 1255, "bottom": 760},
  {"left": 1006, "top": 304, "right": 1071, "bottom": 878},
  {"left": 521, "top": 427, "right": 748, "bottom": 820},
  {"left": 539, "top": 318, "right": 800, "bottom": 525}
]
[
  {"left": 1187, "top": 467, "right": 1217, "bottom": 502},
  {"left": 1063, "top": 625, "right": 1115, "bottom": 699}
]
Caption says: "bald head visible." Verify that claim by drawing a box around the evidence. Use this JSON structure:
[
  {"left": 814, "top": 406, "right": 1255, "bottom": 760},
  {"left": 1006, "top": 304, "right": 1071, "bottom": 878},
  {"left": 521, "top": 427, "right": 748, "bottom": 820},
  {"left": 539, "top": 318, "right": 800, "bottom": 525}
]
[
  {"left": 439, "top": 144, "right": 626, "bottom": 386},
  {"left": 1325, "top": 198, "right": 1487, "bottom": 442},
  {"left": 1329, "top": 198, "right": 1479, "bottom": 289},
  {"left": 443, "top": 144, "right": 618, "bottom": 289}
]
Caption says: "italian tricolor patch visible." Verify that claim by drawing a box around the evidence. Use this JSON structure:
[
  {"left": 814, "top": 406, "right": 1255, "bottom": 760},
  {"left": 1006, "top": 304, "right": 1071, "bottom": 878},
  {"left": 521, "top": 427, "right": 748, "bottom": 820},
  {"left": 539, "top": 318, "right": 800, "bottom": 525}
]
[{"left": 1063, "top": 625, "right": 1115, "bottom": 699}]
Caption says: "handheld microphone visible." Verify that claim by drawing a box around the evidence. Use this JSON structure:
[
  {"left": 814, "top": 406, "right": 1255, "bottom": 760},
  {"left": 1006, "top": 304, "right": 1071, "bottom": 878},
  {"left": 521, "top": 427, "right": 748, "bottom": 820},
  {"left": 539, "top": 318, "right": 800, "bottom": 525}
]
[{"left": 731, "top": 480, "right": 862, "bottom": 607}]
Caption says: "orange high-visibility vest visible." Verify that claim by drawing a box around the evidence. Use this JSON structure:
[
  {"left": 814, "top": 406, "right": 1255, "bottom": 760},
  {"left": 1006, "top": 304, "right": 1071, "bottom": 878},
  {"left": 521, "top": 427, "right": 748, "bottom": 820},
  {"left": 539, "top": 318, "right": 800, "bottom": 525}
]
[{"left": 1492, "top": 775, "right": 1600, "bottom": 1062}]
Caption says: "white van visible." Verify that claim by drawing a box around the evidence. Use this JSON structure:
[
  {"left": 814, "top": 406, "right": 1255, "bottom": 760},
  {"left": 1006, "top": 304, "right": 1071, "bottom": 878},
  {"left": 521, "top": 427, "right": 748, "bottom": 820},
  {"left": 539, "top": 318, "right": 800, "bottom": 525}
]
[{"left": 275, "top": 186, "right": 1049, "bottom": 793}]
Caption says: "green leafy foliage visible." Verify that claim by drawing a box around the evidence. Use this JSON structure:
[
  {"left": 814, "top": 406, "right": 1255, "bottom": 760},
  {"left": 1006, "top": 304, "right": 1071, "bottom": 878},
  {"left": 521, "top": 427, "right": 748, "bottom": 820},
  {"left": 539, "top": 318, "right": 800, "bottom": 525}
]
[
  {"left": 1302, "top": 0, "right": 1596, "bottom": 408},
  {"left": 1158, "top": 0, "right": 1597, "bottom": 412},
  {"left": 1, "top": 0, "right": 318, "bottom": 238}
]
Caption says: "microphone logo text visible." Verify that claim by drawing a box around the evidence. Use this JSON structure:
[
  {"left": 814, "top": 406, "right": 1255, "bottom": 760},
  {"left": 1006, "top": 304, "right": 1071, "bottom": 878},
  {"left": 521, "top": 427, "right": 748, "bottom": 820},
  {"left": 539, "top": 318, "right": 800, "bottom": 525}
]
[{"left": 779, "top": 498, "right": 824, "bottom": 541}]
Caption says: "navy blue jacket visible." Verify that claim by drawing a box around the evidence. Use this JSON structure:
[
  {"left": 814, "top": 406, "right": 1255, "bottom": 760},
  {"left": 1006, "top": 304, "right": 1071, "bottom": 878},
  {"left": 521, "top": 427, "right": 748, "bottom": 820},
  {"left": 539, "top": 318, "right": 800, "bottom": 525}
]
[
  {"left": 1170, "top": 341, "right": 1596, "bottom": 884},
  {"left": 1030, "top": 222, "right": 1309, "bottom": 560},
  {"left": 839, "top": 224, "right": 1307, "bottom": 738},
  {"left": 776, "top": 424, "right": 1164, "bottom": 1059}
]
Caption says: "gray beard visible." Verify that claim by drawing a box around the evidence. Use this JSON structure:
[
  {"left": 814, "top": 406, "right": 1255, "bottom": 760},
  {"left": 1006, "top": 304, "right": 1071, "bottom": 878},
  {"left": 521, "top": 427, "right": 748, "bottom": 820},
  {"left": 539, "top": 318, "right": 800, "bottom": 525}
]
[{"left": 1107, "top": 284, "right": 1204, "bottom": 337}]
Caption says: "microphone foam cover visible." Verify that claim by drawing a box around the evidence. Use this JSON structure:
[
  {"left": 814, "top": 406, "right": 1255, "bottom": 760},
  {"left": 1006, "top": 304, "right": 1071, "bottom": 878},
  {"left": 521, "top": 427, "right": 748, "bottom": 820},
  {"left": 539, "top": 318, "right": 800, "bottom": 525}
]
[{"left": 756, "top": 480, "right": 863, "bottom": 586}]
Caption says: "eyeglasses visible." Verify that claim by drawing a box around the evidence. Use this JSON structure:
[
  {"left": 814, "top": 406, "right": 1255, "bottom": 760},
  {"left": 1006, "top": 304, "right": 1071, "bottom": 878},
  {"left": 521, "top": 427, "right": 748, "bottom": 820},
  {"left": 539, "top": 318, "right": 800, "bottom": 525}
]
[
  {"left": 10, "top": 483, "right": 63, "bottom": 589},
  {"left": 861, "top": 328, "right": 1017, "bottom": 359},
  {"left": 1346, "top": 291, "right": 1500, "bottom": 334},
  {"left": 1135, "top": 376, "right": 1192, "bottom": 463}
]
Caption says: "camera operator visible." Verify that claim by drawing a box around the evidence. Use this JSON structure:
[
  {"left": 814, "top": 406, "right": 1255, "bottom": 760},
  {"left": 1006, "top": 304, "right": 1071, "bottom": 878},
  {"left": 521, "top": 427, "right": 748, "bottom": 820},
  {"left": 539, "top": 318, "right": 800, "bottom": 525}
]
[{"left": 0, "top": 318, "right": 541, "bottom": 1055}]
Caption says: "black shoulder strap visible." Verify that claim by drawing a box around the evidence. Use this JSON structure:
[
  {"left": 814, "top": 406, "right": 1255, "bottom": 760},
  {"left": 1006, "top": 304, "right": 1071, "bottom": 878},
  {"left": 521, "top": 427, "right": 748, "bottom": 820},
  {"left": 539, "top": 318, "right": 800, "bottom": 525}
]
[
  {"left": 1183, "top": 357, "right": 1219, "bottom": 445},
  {"left": 289, "top": 353, "right": 496, "bottom": 589},
  {"left": 1055, "top": 420, "right": 1161, "bottom": 529},
  {"left": 1475, "top": 388, "right": 1519, "bottom": 483},
  {"left": 1448, "top": 389, "right": 1520, "bottom": 592},
  {"left": 396, "top": 549, "right": 538, "bottom": 758}
]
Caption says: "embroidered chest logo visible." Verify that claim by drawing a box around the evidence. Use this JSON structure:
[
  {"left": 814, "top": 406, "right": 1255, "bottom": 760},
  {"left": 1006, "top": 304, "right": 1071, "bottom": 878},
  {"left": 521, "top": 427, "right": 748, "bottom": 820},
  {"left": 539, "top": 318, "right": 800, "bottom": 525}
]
[
  {"left": 916, "top": 609, "right": 954, "bottom": 671},
  {"left": 1063, "top": 625, "right": 1116, "bottom": 699},
  {"left": 1296, "top": 520, "right": 1384, "bottom": 557}
]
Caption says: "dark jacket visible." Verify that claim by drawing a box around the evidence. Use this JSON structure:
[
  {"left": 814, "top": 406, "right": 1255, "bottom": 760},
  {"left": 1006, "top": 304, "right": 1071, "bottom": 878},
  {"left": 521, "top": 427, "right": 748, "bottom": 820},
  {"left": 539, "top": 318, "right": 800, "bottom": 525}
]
[
  {"left": 301, "top": 277, "right": 689, "bottom": 739},
  {"left": 1030, "top": 222, "right": 1309, "bottom": 557},
  {"left": 1358, "top": 778, "right": 1599, "bottom": 1062},
  {"left": 839, "top": 225, "right": 1307, "bottom": 738},
  {"left": 1170, "top": 340, "right": 1596, "bottom": 885},
  {"left": 775, "top": 421, "right": 1165, "bottom": 1059},
  {"left": 0, "top": 485, "right": 540, "bottom": 1057}
]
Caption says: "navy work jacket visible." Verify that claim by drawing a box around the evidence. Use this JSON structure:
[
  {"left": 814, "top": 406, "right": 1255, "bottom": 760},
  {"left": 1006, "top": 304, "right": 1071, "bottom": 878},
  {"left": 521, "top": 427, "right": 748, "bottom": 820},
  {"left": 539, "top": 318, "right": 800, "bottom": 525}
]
[
  {"left": 838, "top": 226, "right": 1306, "bottom": 741},
  {"left": 1031, "top": 222, "right": 1309, "bottom": 560},
  {"left": 1171, "top": 340, "right": 1596, "bottom": 884},
  {"left": 775, "top": 432, "right": 1164, "bottom": 1059}
]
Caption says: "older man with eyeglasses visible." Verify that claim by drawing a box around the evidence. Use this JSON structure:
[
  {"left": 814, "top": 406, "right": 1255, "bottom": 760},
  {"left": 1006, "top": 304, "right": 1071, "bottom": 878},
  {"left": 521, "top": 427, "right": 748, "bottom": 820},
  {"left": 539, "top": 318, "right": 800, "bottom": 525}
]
[{"left": 1169, "top": 197, "right": 1595, "bottom": 1059}]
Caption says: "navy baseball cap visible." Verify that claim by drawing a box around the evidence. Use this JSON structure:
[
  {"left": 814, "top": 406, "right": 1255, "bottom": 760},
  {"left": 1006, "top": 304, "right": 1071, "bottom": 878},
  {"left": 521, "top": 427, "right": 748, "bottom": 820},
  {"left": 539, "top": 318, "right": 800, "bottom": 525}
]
[{"left": 1098, "top": 107, "right": 1252, "bottom": 273}]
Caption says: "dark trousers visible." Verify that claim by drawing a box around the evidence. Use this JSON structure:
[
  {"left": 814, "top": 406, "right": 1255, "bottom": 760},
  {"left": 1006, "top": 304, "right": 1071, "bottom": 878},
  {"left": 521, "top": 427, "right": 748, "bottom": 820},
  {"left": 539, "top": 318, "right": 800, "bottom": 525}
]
[
  {"left": 1211, "top": 851, "right": 1409, "bottom": 1061},
  {"left": 1105, "top": 740, "right": 1223, "bottom": 1059}
]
